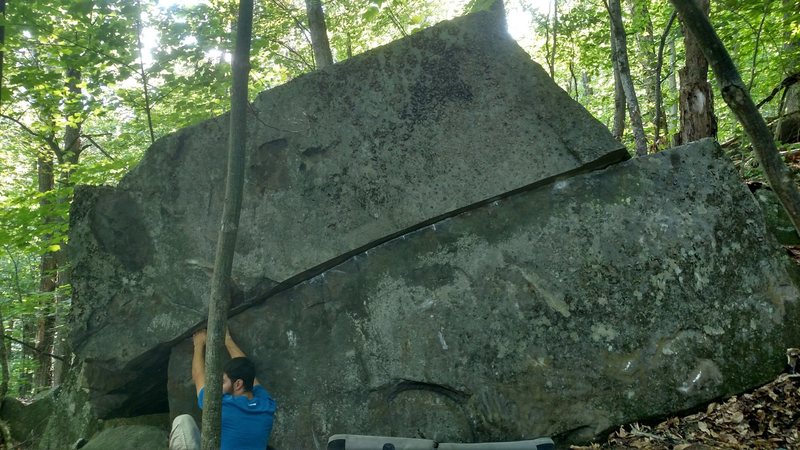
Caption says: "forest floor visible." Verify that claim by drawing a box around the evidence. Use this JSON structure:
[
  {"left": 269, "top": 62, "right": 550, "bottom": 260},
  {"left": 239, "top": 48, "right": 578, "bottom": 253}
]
[{"left": 570, "top": 369, "right": 799, "bottom": 449}]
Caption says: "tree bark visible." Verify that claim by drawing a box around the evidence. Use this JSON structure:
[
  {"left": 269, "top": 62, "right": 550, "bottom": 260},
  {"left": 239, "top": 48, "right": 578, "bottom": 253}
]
[
  {"left": 551, "top": 0, "right": 558, "bottom": 80},
  {"left": 669, "top": 0, "right": 800, "bottom": 235},
  {"left": 34, "top": 154, "right": 55, "bottom": 390},
  {"left": 305, "top": 0, "right": 333, "bottom": 69},
  {"left": 676, "top": 0, "right": 716, "bottom": 144},
  {"left": 0, "top": 305, "right": 8, "bottom": 399},
  {"left": 669, "top": 38, "right": 680, "bottom": 146},
  {"left": 581, "top": 70, "right": 593, "bottom": 99},
  {"left": 607, "top": 0, "right": 648, "bottom": 155},
  {"left": 136, "top": 0, "right": 156, "bottom": 144},
  {"left": 1, "top": 0, "right": 5, "bottom": 109},
  {"left": 200, "top": 0, "right": 253, "bottom": 448},
  {"left": 611, "top": 32, "right": 626, "bottom": 141},
  {"left": 544, "top": 0, "right": 558, "bottom": 79}
]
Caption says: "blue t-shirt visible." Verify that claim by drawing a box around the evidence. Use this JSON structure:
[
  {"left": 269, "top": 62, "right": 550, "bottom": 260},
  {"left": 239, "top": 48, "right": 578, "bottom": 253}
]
[{"left": 199, "top": 385, "right": 277, "bottom": 450}]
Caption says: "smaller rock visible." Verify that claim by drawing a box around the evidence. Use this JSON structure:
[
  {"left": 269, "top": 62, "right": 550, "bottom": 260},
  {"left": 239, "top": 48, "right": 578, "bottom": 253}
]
[
  {"left": 0, "top": 391, "right": 54, "bottom": 445},
  {"left": 80, "top": 425, "right": 168, "bottom": 450},
  {"left": 752, "top": 186, "right": 800, "bottom": 245}
]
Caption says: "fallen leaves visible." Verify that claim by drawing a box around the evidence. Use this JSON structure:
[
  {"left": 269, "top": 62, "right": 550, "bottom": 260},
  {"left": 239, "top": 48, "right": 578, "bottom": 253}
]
[{"left": 571, "top": 371, "right": 800, "bottom": 450}]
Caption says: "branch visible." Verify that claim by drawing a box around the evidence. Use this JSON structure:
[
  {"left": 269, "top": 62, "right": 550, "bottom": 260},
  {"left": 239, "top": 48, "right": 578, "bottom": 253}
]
[
  {"left": 1, "top": 335, "right": 66, "bottom": 362},
  {"left": 82, "top": 134, "right": 116, "bottom": 160},
  {"left": 275, "top": 39, "right": 314, "bottom": 70},
  {"left": 748, "top": 4, "right": 769, "bottom": 91},
  {"left": 385, "top": 7, "right": 408, "bottom": 37},
  {"left": 756, "top": 72, "right": 800, "bottom": 109},
  {"left": 266, "top": 0, "right": 312, "bottom": 46},
  {"left": 0, "top": 113, "right": 62, "bottom": 156}
]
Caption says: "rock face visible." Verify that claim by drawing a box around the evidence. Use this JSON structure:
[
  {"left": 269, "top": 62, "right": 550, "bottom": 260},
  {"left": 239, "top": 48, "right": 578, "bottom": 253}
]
[
  {"left": 67, "top": 6, "right": 626, "bottom": 418},
  {"left": 167, "top": 139, "right": 800, "bottom": 447}
]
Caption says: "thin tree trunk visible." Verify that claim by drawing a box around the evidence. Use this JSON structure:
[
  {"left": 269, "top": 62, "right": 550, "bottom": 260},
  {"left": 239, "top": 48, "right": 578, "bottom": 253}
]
[
  {"left": 669, "top": 0, "right": 800, "bottom": 234},
  {"left": 51, "top": 267, "right": 70, "bottom": 386},
  {"left": 676, "top": 0, "right": 716, "bottom": 144},
  {"left": 569, "top": 61, "right": 577, "bottom": 98},
  {"left": 655, "top": 11, "right": 677, "bottom": 149},
  {"left": 19, "top": 320, "right": 34, "bottom": 396},
  {"left": 747, "top": 5, "right": 768, "bottom": 92},
  {"left": 0, "top": 305, "right": 8, "bottom": 399},
  {"left": 1, "top": 0, "right": 5, "bottom": 110},
  {"left": 551, "top": 0, "right": 558, "bottom": 80},
  {"left": 581, "top": 70, "right": 592, "bottom": 99},
  {"left": 626, "top": 0, "right": 662, "bottom": 142},
  {"left": 611, "top": 33, "right": 626, "bottom": 141},
  {"left": 200, "top": 0, "right": 253, "bottom": 448},
  {"left": 136, "top": 0, "right": 156, "bottom": 144},
  {"left": 607, "top": 0, "right": 648, "bottom": 155},
  {"left": 669, "top": 38, "right": 680, "bottom": 146},
  {"left": 305, "top": 0, "right": 333, "bottom": 69}
]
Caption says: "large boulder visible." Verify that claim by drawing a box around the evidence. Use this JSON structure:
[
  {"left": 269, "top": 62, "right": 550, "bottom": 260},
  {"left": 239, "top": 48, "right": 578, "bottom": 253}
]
[
  {"left": 67, "top": 6, "right": 626, "bottom": 417},
  {"left": 168, "top": 139, "right": 800, "bottom": 447}
]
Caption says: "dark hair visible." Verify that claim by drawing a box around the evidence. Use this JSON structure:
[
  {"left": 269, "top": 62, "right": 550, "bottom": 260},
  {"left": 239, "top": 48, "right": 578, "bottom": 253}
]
[{"left": 224, "top": 357, "right": 256, "bottom": 392}]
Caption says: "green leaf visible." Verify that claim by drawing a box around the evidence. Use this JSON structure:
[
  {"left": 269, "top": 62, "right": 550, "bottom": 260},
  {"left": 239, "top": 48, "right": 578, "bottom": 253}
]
[{"left": 363, "top": 5, "right": 380, "bottom": 21}]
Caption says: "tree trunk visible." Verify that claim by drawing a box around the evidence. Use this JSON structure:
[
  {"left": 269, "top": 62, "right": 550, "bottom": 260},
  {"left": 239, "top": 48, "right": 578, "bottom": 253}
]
[
  {"left": 19, "top": 320, "right": 35, "bottom": 396},
  {"left": 676, "top": 0, "right": 716, "bottom": 144},
  {"left": 1, "top": 0, "right": 5, "bottom": 109},
  {"left": 669, "top": 0, "right": 800, "bottom": 235},
  {"left": 34, "top": 154, "right": 55, "bottom": 390},
  {"left": 611, "top": 30, "right": 626, "bottom": 141},
  {"left": 200, "top": 1, "right": 253, "bottom": 448},
  {"left": 655, "top": 11, "right": 678, "bottom": 149},
  {"left": 543, "top": 0, "right": 558, "bottom": 79},
  {"left": 581, "top": 70, "right": 593, "bottom": 100},
  {"left": 51, "top": 267, "right": 70, "bottom": 386},
  {"left": 136, "top": 0, "right": 156, "bottom": 144},
  {"left": 607, "top": 0, "right": 648, "bottom": 155},
  {"left": 551, "top": 0, "right": 558, "bottom": 80},
  {"left": 669, "top": 38, "right": 680, "bottom": 146},
  {"left": 305, "top": 0, "right": 333, "bottom": 69},
  {"left": 626, "top": 0, "right": 666, "bottom": 142},
  {"left": 0, "top": 305, "right": 9, "bottom": 399},
  {"left": 569, "top": 61, "right": 578, "bottom": 98}
]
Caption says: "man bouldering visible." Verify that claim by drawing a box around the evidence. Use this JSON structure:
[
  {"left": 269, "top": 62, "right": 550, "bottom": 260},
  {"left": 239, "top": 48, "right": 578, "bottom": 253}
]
[{"left": 170, "top": 328, "right": 277, "bottom": 450}]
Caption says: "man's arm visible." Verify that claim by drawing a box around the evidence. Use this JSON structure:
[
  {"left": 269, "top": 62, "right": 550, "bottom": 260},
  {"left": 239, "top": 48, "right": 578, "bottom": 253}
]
[
  {"left": 192, "top": 329, "right": 207, "bottom": 396},
  {"left": 225, "top": 329, "right": 261, "bottom": 386}
]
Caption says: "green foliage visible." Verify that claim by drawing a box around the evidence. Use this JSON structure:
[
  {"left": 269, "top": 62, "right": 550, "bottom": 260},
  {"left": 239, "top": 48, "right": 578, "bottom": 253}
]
[{"left": 463, "top": 0, "right": 498, "bottom": 14}]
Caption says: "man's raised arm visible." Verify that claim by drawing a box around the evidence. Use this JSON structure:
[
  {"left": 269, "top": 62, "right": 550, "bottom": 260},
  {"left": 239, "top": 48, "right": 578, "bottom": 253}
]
[
  {"left": 225, "top": 329, "right": 261, "bottom": 386},
  {"left": 191, "top": 329, "right": 207, "bottom": 396}
]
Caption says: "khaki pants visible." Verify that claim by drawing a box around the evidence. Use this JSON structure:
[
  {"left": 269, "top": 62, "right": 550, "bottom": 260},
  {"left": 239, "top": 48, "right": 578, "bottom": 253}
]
[{"left": 169, "top": 414, "right": 201, "bottom": 450}]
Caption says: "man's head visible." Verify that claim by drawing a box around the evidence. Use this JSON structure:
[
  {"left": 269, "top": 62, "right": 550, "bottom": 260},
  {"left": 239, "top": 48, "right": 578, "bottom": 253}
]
[{"left": 222, "top": 357, "right": 256, "bottom": 395}]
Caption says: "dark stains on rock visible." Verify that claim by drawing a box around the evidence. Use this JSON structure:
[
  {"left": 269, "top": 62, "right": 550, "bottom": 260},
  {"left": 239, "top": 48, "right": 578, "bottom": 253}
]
[{"left": 90, "top": 191, "right": 153, "bottom": 272}]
